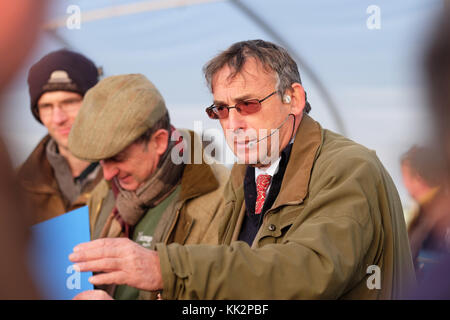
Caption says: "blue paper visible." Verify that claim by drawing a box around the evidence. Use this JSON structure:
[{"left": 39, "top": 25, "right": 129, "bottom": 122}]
[{"left": 29, "top": 206, "right": 94, "bottom": 300}]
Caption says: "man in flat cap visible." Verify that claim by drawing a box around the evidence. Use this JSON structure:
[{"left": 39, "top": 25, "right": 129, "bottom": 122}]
[
  {"left": 68, "top": 73, "right": 229, "bottom": 300},
  {"left": 17, "top": 49, "right": 103, "bottom": 224}
]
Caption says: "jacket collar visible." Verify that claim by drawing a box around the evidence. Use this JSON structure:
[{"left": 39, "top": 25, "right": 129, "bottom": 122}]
[
  {"left": 17, "top": 135, "right": 60, "bottom": 194},
  {"left": 178, "top": 129, "right": 220, "bottom": 202},
  {"left": 17, "top": 135, "right": 104, "bottom": 197},
  {"left": 99, "top": 129, "right": 221, "bottom": 204},
  {"left": 230, "top": 114, "right": 323, "bottom": 207}
]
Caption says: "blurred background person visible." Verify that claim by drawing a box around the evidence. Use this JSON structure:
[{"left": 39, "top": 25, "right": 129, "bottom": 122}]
[
  {"left": 409, "top": 2, "right": 450, "bottom": 299},
  {"left": 400, "top": 145, "right": 449, "bottom": 281},
  {"left": 0, "top": 0, "right": 49, "bottom": 299},
  {"left": 16, "top": 49, "right": 103, "bottom": 224}
]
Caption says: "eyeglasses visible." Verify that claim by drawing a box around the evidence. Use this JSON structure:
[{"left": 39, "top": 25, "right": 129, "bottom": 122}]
[
  {"left": 205, "top": 91, "right": 277, "bottom": 119},
  {"left": 37, "top": 97, "right": 82, "bottom": 119}
]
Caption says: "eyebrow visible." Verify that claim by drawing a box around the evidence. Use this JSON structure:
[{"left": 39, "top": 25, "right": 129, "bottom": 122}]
[
  {"left": 37, "top": 97, "right": 82, "bottom": 108},
  {"left": 213, "top": 93, "right": 257, "bottom": 106},
  {"left": 109, "top": 150, "right": 127, "bottom": 161},
  {"left": 37, "top": 102, "right": 52, "bottom": 108}
]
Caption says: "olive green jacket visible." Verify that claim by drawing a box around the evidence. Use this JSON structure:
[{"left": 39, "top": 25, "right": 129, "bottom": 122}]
[{"left": 157, "top": 115, "right": 416, "bottom": 300}]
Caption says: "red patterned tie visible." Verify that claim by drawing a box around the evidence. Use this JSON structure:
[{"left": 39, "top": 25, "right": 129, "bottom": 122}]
[{"left": 255, "top": 174, "right": 272, "bottom": 214}]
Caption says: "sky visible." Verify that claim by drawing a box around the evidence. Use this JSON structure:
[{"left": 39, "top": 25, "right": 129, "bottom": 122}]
[{"left": 0, "top": 0, "right": 444, "bottom": 204}]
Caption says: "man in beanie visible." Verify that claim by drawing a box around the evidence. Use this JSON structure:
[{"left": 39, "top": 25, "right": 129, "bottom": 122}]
[
  {"left": 17, "top": 49, "right": 103, "bottom": 224},
  {"left": 68, "top": 74, "right": 228, "bottom": 300}
]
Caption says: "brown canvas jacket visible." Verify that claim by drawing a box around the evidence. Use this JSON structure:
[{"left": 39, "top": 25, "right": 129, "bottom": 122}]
[
  {"left": 88, "top": 130, "right": 229, "bottom": 245},
  {"left": 88, "top": 130, "right": 230, "bottom": 300},
  {"left": 157, "top": 115, "right": 416, "bottom": 300},
  {"left": 17, "top": 135, "right": 103, "bottom": 224},
  {"left": 89, "top": 161, "right": 230, "bottom": 246}
]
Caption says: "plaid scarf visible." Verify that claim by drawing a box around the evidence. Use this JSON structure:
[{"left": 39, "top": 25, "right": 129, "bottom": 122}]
[{"left": 111, "top": 129, "right": 185, "bottom": 234}]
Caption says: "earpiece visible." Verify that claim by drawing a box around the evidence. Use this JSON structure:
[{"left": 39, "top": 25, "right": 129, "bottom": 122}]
[{"left": 283, "top": 95, "right": 291, "bottom": 104}]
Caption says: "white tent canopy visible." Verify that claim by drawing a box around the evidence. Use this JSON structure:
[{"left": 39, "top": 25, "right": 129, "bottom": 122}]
[{"left": 0, "top": 0, "right": 442, "bottom": 204}]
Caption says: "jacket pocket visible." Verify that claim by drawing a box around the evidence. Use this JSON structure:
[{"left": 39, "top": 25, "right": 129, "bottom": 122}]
[
  {"left": 254, "top": 206, "right": 299, "bottom": 246},
  {"left": 172, "top": 213, "right": 195, "bottom": 245}
]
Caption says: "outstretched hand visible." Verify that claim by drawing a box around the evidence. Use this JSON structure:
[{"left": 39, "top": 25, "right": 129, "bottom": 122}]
[{"left": 69, "top": 238, "right": 163, "bottom": 292}]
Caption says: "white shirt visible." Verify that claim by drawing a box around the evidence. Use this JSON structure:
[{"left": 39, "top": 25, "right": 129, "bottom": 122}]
[
  {"left": 253, "top": 137, "right": 295, "bottom": 202},
  {"left": 254, "top": 156, "right": 281, "bottom": 196}
]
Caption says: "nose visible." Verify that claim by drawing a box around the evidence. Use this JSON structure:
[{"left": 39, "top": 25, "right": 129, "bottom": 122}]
[
  {"left": 100, "top": 160, "right": 119, "bottom": 181},
  {"left": 52, "top": 106, "right": 68, "bottom": 125},
  {"left": 225, "top": 108, "right": 247, "bottom": 132}
]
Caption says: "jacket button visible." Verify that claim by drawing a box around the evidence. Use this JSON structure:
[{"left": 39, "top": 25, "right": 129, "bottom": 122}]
[{"left": 268, "top": 224, "right": 276, "bottom": 232}]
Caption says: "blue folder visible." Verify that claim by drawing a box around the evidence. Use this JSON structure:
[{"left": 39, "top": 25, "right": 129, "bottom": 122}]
[{"left": 29, "top": 206, "right": 94, "bottom": 300}]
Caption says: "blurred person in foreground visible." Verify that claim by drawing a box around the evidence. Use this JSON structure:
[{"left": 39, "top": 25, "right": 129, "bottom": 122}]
[
  {"left": 409, "top": 3, "right": 450, "bottom": 299},
  {"left": 0, "top": 0, "right": 48, "bottom": 299},
  {"left": 16, "top": 49, "right": 103, "bottom": 224},
  {"left": 400, "top": 145, "right": 450, "bottom": 281},
  {"left": 70, "top": 39, "right": 415, "bottom": 300},
  {"left": 68, "top": 74, "right": 229, "bottom": 300}
]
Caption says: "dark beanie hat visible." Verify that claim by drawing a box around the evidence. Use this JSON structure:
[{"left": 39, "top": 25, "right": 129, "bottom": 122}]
[{"left": 27, "top": 49, "right": 99, "bottom": 123}]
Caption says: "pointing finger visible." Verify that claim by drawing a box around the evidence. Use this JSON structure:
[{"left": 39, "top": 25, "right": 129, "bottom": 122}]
[
  {"left": 89, "top": 271, "right": 126, "bottom": 286},
  {"left": 69, "top": 243, "right": 122, "bottom": 262},
  {"left": 73, "top": 238, "right": 130, "bottom": 253},
  {"left": 74, "top": 257, "right": 121, "bottom": 273}
]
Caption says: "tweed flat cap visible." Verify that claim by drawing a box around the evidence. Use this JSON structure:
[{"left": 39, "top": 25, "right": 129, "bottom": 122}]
[{"left": 68, "top": 74, "right": 168, "bottom": 161}]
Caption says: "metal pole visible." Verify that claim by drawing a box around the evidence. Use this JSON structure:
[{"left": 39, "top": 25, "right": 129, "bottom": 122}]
[{"left": 229, "top": 0, "right": 347, "bottom": 135}]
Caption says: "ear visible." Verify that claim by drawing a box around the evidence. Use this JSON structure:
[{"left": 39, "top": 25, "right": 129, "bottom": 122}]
[
  {"left": 286, "top": 82, "right": 306, "bottom": 117},
  {"left": 149, "top": 129, "right": 169, "bottom": 156}
]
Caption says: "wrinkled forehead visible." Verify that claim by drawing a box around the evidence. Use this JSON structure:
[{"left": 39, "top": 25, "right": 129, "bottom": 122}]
[
  {"left": 211, "top": 57, "right": 278, "bottom": 93},
  {"left": 37, "top": 90, "right": 83, "bottom": 104}
]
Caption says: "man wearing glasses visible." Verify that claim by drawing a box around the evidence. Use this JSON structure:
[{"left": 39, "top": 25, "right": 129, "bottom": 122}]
[
  {"left": 17, "top": 49, "right": 103, "bottom": 224},
  {"left": 70, "top": 40, "right": 415, "bottom": 299}
]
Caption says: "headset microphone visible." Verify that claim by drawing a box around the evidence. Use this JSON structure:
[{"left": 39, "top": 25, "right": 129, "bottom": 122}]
[{"left": 247, "top": 113, "right": 294, "bottom": 148}]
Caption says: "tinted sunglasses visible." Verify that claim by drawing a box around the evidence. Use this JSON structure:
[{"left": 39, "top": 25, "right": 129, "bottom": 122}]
[{"left": 206, "top": 91, "right": 277, "bottom": 119}]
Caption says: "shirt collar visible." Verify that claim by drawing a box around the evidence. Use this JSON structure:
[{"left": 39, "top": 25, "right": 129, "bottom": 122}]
[
  {"left": 254, "top": 157, "right": 281, "bottom": 179},
  {"left": 253, "top": 139, "right": 294, "bottom": 179}
]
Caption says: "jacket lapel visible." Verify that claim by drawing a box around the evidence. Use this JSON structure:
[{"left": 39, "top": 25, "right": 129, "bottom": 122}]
[
  {"left": 178, "top": 130, "right": 220, "bottom": 202},
  {"left": 272, "top": 114, "right": 323, "bottom": 208},
  {"left": 227, "top": 114, "right": 324, "bottom": 229},
  {"left": 17, "top": 135, "right": 60, "bottom": 195}
]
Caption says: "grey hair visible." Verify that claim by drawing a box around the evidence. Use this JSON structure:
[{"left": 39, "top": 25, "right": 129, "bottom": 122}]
[
  {"left": 203, "top": 39, "right": 311, "bottom": 113},
  {"left": 134, "top": 112, "right": 171, "bottom": 147}
]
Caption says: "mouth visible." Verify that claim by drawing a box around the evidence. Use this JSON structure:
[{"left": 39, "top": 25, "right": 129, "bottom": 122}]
[
  {"left": 117, "top": 174, "right": 132, "bottom": 182},
  {"left": 235, "top": 136, "right": 259, "bottom": 146},
  {"left": 115, "top": 175, "right": 138, "bottom": 191},
  {"left": 226, "top": 131, "right": 258, "bottom": 150},
  {"left": 57, "top": 128, "right": 71, "bottom": 136},
  {"left": 233, "top": 140, "right": 260, "bottom": 153},
  {"left": 235, "top": 139, "right": 250, "bottom": 147}
]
